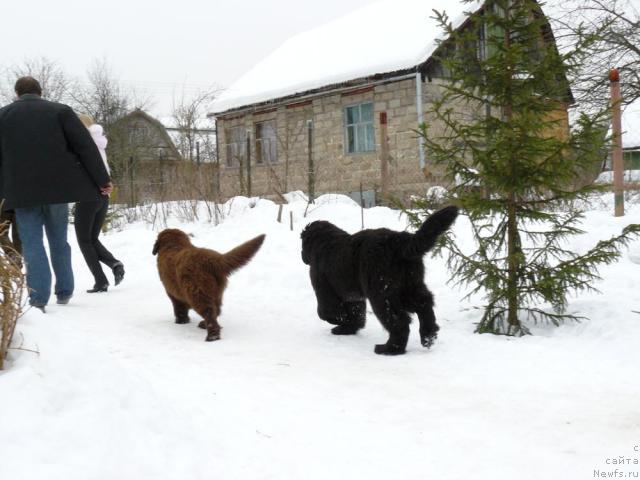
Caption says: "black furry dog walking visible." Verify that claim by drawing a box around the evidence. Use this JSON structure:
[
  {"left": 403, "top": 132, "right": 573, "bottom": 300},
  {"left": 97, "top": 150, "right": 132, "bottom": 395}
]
[{"left": 300, "top": 206, "right": 459, "bottom": 355}]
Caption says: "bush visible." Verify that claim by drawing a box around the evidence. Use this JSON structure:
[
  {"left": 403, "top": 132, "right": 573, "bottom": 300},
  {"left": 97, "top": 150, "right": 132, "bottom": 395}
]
[{"left": 0, "top": 243, "right": 25, "bottom": 370}]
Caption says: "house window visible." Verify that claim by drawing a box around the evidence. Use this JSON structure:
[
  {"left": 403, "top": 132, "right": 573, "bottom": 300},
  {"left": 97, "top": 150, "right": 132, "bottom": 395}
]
[
  {"left": 344, "top": 102, "right": 375, "bottom": 154},
  {"left": 225, "top": 126, "right": 246, "bottom": 167},
  {"left": 129, "top": 124, "right": 149, "bottom": 143},
  {"left": 255, "top": 120, "right": 277, "bottom": 164},
  {"left": 624, "top": 150, "right": 640, "bottom": 170},
  {"left": 477, "top": 20, "right": 488, "bottom": 61}
]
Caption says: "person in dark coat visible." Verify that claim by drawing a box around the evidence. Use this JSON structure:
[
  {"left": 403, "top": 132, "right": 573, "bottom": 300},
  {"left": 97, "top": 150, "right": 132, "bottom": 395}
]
[
  {"left": 74, "top": 113, "right": 124, "bottom": 293},
  {"left": 0, "top": 76, "right": 112, "bottom": 311}
]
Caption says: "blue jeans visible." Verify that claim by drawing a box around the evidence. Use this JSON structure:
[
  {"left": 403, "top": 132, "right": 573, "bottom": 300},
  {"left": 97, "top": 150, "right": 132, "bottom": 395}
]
[{"left": 15, "top": 204, "right": 74, "bottom": 305}]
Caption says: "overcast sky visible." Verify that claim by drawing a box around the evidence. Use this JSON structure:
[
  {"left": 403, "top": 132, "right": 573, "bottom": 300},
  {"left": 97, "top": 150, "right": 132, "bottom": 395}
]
[{"left": 1, "top": 0, "right": 379, "bottom": 117}]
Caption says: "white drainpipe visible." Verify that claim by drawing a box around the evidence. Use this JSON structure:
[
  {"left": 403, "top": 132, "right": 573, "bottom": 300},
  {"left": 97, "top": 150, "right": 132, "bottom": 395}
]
[{"left": 416, "top": 71, "right": 425, "bottom": 169}]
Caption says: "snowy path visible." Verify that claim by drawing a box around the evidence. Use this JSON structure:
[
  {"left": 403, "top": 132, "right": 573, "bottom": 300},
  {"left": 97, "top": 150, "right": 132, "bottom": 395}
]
[{"left": 1, "top": 196, "right": 639, "bottom": 480}]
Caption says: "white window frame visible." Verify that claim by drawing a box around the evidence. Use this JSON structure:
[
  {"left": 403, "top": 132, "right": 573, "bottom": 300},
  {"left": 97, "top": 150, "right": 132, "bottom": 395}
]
[{"left": 344, "top": 102, "right": 375, "bottom": 154}]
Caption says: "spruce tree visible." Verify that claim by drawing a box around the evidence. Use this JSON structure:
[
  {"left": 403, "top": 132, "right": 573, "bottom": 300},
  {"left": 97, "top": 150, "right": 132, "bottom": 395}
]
[{"left": 417, "top": 0, "right": 640, "bottom": 335}]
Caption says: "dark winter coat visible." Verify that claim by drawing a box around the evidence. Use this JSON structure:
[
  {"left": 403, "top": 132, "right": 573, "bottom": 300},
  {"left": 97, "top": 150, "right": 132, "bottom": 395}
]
[{"left": 0, "top": 94, "right": 110, "bottom": 210}]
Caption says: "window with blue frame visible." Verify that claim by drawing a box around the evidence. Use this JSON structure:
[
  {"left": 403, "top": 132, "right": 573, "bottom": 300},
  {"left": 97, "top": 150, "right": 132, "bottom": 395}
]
[{"left": 344, "top": 102, "right": 375, "bottom": 154}]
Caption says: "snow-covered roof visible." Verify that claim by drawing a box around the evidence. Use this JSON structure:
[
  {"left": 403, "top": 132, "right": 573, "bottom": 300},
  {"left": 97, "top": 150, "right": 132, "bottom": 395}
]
[
  {"left": 622, "top": 101, "right": 640, "bottom": 149},
  {"left": 211, "top": 0, "right": 483, "bottom": 114}
]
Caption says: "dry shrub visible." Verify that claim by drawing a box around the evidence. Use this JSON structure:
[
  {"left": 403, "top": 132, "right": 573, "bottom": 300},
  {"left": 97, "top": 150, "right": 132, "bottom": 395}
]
[
  {"left": 0, "top": 242, "right": 25, "bottom": 370},
  {"left": 109, "top": 162, "right": 225, "bottom": 229}
]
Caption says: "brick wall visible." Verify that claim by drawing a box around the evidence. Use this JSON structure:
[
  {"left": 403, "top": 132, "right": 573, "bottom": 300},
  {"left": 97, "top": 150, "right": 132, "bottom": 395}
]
[{"left": 216, "top": 77, "right": 469, "bottom": 203}]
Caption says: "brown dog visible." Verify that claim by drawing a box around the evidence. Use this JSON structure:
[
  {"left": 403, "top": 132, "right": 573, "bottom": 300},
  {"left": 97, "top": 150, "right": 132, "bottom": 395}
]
[{"left": 152, "top": 228, "right": 266, "bottom": 341}]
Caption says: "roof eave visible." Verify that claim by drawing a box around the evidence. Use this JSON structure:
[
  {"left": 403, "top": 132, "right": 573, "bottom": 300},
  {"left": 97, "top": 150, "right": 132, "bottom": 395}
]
[{"left": 209, "top": 66, "right": 419, "bottom": 118}]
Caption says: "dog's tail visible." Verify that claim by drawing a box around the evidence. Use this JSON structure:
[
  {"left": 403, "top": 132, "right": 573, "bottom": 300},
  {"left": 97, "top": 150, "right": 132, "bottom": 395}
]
[
  {"left": 220, "top": 234, "right": 266, "bottom": 275},
  {"left": 403, "top": 206, "right": 459, "bottom": 258}
]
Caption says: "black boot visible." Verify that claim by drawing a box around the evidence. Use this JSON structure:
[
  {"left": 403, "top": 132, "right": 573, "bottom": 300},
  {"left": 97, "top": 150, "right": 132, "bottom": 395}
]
[
  {"left": 87, "top": 284, "right": 108, "bottom": 293},
  {"left": 113, "top": 263, "right": 125, "bottom": 286}
]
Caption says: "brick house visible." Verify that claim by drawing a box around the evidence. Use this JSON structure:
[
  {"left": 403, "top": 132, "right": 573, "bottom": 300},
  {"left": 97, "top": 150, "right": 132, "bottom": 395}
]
[{"left": 210, "top": 0, "right": 570, "bottom": 204}]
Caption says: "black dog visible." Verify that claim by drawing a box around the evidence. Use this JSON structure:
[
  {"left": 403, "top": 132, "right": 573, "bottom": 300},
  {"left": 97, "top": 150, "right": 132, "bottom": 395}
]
[{"left": 301, "top": 206, "right": 459, "bottom": 355}]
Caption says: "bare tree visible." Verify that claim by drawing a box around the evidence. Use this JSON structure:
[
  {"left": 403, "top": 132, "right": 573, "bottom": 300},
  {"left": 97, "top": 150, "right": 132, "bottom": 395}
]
[
  {"left": 171, "top": 87, "right": 219, "bottom": 163},
  {"left": 1, "top": 56, "right": 73, "bottom": 104},
  {"left": 550, "top": 0, "right": 640, "bottom": 111},
  {"left": 70, "top": 57, "right": 129, "bottom": 127},
  {"left": 275, "top": 114, "right": 306, "bottom": 194},
  {"left": 70, "top": 57, "right": 150, "bottom": 127}
]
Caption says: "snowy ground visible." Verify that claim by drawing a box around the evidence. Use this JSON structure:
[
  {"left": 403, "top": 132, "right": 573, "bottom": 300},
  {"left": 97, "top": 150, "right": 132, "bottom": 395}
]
[{"left": 1, "top": 193, "right": 639, "bottom": 480}]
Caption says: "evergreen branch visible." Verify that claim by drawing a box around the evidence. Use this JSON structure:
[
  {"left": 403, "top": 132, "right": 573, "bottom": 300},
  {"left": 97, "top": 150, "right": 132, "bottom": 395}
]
[
  {"left": 525, "top": 308, "right": 588, "bottom": 326},
  {"left": 556, "top": 224, "right": 640, "bottom": 273}
]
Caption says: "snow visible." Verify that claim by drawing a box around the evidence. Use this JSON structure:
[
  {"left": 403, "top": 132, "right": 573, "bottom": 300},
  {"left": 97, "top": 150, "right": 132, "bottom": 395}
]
[
  {"left": 596, "top": 169, "right": 640, "bottom": 183},
  {"left": 2, "top": 193, "right": 640, "bottom": 479},
  {"left": 211, "top": 0, "right": 483, "bottom": 113}
]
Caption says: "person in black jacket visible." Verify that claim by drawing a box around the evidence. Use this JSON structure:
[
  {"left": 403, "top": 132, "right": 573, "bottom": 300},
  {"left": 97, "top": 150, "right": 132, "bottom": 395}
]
[
  {"left": 0, "top": 77, "right": 112, "bottom": 312},
  {"left": 74, "top": 113, "right": 124, "bottom": 293}
]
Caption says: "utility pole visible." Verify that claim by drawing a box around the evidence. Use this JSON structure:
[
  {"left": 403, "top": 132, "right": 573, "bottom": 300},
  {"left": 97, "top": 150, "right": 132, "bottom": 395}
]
[
  {"left": 379, "top": 112, "right": 390, "bottom": 204},
  {"left": 610, "top": 68, "right": 624, "bottom": 216},
  {"left": 307, "top": 120, "right": 315, "bottom": 203},
  {"left": 246, "top": 130, "right": 252, "bottom": 197}
]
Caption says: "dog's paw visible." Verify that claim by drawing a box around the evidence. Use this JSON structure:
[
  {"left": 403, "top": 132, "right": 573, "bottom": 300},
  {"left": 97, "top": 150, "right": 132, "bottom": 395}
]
[
  {"left": 421, "top": 333, "right": 438, "bottom": 349},
  {"left": 175, "top": 317, "right": 190, "bottom": 324},
  {"left": 205, "top": 332, "right": 221, "bottom": 342},
  {"left": 198, "top": 320, "right": 206, "bottom": 329},
  {"left": 374, "top": 344, "right": 406, "bottom": 355},
  {"left": 331, "top": 324, "right": 360, "bottom": 335}
]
